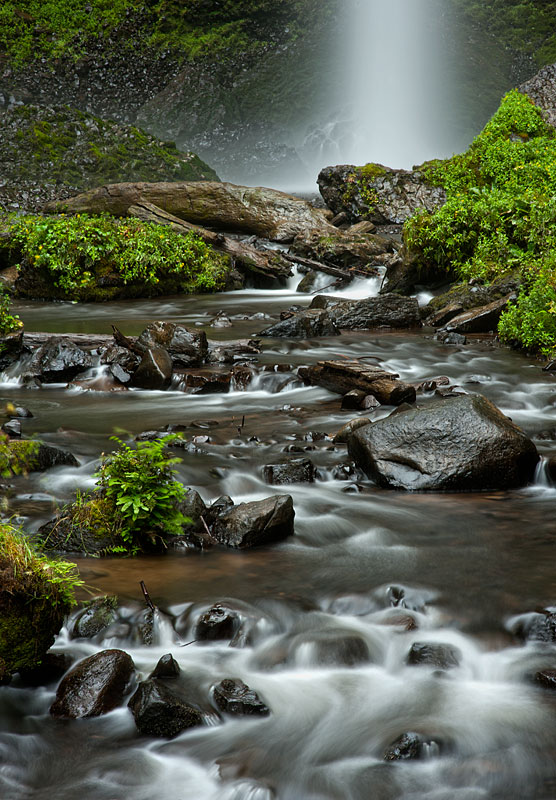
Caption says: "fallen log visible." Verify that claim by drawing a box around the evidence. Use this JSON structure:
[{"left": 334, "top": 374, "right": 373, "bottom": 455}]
[
  {"left": 43, "top": 180, "right": 334, "bottom": 243},
  {"left": 23, "top": 332, "right": 112, "bottom": 350},
  {"left": 298, "top": 360, "right": 416, "bottom": 406},
  {"left": 127, "top": 201, "right": 291, "bottom": 281}
]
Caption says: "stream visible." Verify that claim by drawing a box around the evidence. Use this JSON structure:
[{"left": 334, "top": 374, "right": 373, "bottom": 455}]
[{"left": 1, "top": 272, "right": 556, "bottom": 799}]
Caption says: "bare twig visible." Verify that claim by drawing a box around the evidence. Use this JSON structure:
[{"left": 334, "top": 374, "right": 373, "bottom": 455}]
[{"left": 140, "top": 580, "right": 156, "bottom": 612}]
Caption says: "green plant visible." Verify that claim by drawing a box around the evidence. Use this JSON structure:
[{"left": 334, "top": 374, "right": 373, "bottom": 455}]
[
  {"left": 8, "top": 212, "right": 229, "bottom": 299},
  {"left": 0, "top": 291, "right": 22, "bottom": 337},
  {"left": 93, "top": 435, "right": 188, "bottom": 553}
]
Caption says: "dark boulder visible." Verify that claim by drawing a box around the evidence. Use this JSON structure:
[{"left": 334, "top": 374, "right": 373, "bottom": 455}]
[
  {"left": 150, "top": 653, "right": 180, "bottom": 679},
  {"left": 136, "top": 321, "right": 208, "bottom": 367},
  {"left": 38, "top": 513, "right": 118, "bottom": 556},
  {"left": 407, "top": 642, "right": 461, "bottom": 669},
  {"left": 195, "top": 604, "right": 239, "bottom": 641},
  {"left": 128, "top": 678, "right": 203, "bottom": 738},
  {"left": 0, "top": 328, "right": 24, "bottom": 370},
  {"left": 384, "top": 732, "right": 441, "bottom": 761},
  {"left": 262, "top": 458, "right": 315, "bottom": 485},
  {"left": 259, "top": 309, "right": 340, "bottom": 338},
  {"left": 131, "top": 347, "right": 173, "bottom": 390},
  {"left": 100, "top": 344, "right": 140, "bottom": 384},
  {"left": 213, "top": 678, "right": 270, "bottom": 716},
  {"left": 534, "top": 669, "right": 556, "bottom": 690},
  {"left": 348, "top": 394, "right": 539, "bottom": 491},
  {"left": 50, "top": 649, "right": 134, "bottom": 718},
  {"left": 291, "top": 630, "right": 370, "bottom": 667},
  {"left": 330, "top": 294, "right": 421, "bottom": 330},
  {"left": 71, "top": 596, "right": 118, "bottom": 639},
  {"left": 439, "top": 294, "right": 514, "bottom": 335},
  {"left": 28, "top": 337, "right": 94, "bottom": 383},
  {"left": 513, "top": 610, "right": 556, "bottom": 643},
  {"left": 210, "top": 495, "right": 295, "bottom": 549}
]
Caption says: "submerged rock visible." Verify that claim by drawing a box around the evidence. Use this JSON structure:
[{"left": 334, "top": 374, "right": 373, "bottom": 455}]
[
  {"left": 128, "top": 678, "right": 203, "bottom": 738},
  {"left": 347, "top": 394, "right": 539, "bottom": 491},
  {"left": 407, "top": 642, "right": 462, "bottom": 669},
  {"left": 210, "top": 495, "right": 295, "bottom": 549},
  {"left": 50, "top": 649, "right": 134, "bottom": 718},
  {"left": 213, "top": 678, "right": 270, "bottom": 716},
  {"left": 384, "top": 732, "right": 442, "bottom": 761},
  {"left": 70, "top": 596, "right": 118, "bottom": 639},
  {"left": 195, "top": 604, "right": 239, "bottom": 641}
]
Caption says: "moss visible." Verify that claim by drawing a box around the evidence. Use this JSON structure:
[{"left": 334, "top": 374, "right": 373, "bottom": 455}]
[
  {"left": 0, "top": 522, "right": 81, "bottom": 677},
  {"left": 360, "top": 163, "right": 388, "bottom": 180},
  {"left": 0, "top": 438, "right": 40, "bottom": 476}
]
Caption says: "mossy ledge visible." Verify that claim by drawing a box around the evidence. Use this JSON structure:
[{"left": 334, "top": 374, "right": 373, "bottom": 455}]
[
  {"left": 0, "top": 523, "right": 81, "bottom": 680},
  {"left": 0, "top": 103, "right": 219, "bottom": 213}
]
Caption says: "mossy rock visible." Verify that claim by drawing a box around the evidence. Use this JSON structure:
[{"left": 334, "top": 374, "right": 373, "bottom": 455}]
[
  {"left": 423, "top": 273, "right": 521, "bottom": 321},
  {"left": 0, "top": 524, "right": 79, "bottom": 678},
  {"left": 0, "top": 439, "right": 78, "bottom": 476}
]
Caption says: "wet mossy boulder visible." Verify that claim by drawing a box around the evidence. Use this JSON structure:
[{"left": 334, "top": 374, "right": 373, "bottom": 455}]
[
  {"left": 0, "top": 103, "right": 219, "bottom": 213},
  {"left": 348, "top": 394, "right": 539, "bottom": 491},
  {"left": 0, "top": 523, "right": 80, "bottom": 680},
  {"left": 0, "top": 437, "right": 78, "bottom": 476}
]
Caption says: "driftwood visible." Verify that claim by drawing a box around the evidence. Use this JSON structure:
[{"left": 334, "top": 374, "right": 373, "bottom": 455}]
[
  {"left": 298, "top": 360, "right": 416, "bottom": 406},
  {"left": 282, "top": 252, "right": 379, "bottom": 281},
  {"left": 23, "top": 332, "right": 112, "bottom": 350},
  {"left": 43, "top": 180, "right": 333, "bottom": 242},
  {"left": 127, "top": 201, "right": 291, "bottom": 281},
  {"left": 111, "top": 324, "right": 144, "bottom": 355}
]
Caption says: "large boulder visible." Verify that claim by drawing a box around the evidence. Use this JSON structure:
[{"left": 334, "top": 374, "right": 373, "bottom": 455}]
[
  {"left": 318, "top": 163, "right": 446, "bottom": 225},
  {"left": 291, "top": 227, "right": 397, "bottom": 271},
  {"left": 50, "top": 649, "right": 134, "bottom": 718},
  {"left": 128, "top": 678, "right": 204, "bottom": 738},
  {"left": 131, "top": 347, "right": 173, "bottom": 390},
  {"left": 27, "top": 337, "right": 94, "bottom": 383},
  {"left": 259, "top": 309, "right": 340, "bottom": 338},
  {"left": 520, "top": 64, "right": 556, "bottom": 129},
  {"left": 329, "top": 295, "right": 421, "bottom": 330},
  {"left": 210, "top": 495, "right": 295, "bottom": 549},
  {"left": 347, "top": 394, "right": 539, "bottom": 491},
  {"left": 136, "top": 321, "right": 208, "bottom": 367}
]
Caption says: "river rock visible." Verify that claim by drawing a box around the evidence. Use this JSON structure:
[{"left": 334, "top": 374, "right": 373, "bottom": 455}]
[
  {"left": 131, "top": 347, "right": 173, "bottom": 390},
  {"left": 291, "top": 227, "right": 396, "bottom": 270},
  {"left": 210, "top": 495, "right": 295, "bottom": 549},
  {"left": 318, "top": 163, "right": 446, "bottom": 225},
  {"left": 28, "top": 337, "right": 94, "bottom": 383},
  {"left": 520, "top": 64, "right": 556, "bottom": 129},
  {"left": 333, "top": 417, "right": 373, "bottom": 444},
  {"left": 195, "top": 603, "right": 239, "bottom": 641},
  {"left": 438, "top": 294, "right": 514, "bottom": 335},
  {"left": 291, "top": 630, "right": 370, "bottom": 667},
  {"left": 50, "top": 649, "right": 134, "bottom": 718},
  {"left": 347, "top": 394, "right": 539, "bottom": 491},
  {"left": 136, "top": 321, "right": 208, "bottom": 367},
  {"left": 262, "top": 458, "right": 315, "bottom": 485},
  {"left": 259, "top": 309, "right": 340, "bottom": 338},
  {"left": 4, "top": 440, "right": 79, "bottom": 473},
  {"left": 128, "top": 678, "right": 203, "bottom": 738},
  {"left": 330, "top": 294, "right": 421, "bottom": 330},
  {"left": 407, "top": 642, "right": 462, "bottom": 669},
  {"left": 100, "top": 344, "right": 140, "bottom": 382},
  {"left": 71, "top": 596, "right": 118, "bottom": 639},
  {"left": 514, "top": 610, "right": 556, "bottom": 642},
  {"left": 0, "top": 327, "right": 24, "bottom": 370},
  {"left": 150, "top": 654, "right": 181, "bottom": 679},
  {"left": 384, "top": 732, "right": 441, "bottom": 761},
  {"left": 181, "top": 488, "right": 208, "bottom": 534},
  {"left": 296, "top": 270, "right": 320, "bottom": 293},
  {"left": 299, "top": 360, "right": 416, "bottom": 406},
  {"left": 213, "top": 678, "right": 270, "bottom": 716}
]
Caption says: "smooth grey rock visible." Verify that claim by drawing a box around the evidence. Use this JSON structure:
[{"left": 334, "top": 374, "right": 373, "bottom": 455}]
[
  {"left": 262, "top": 458, "right": 315, "bottom": 485},
  {"left": 28, "top": 337, "right": 94, "bottom": 383},
  {"left": 210, "top": 495, "right": 295, "bottom": 549},
  {"left": 259, "top": 309, "right": 340, "bottom": 338},
  {"left": 132, "top": 347, "right": 173, "bottom": 390}
]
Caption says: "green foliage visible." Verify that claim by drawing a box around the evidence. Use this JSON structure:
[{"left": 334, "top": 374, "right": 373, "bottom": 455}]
[
  {"left": 405, "top": 90, "right": 556, "bottom": 355},
  {"left": 67, "top": 436, "right": 189, "bottom": 555},
  {"left": 0, "top": 521, "right": 82, "bottom": 608},
  {"left": 7, "top": 213, "right": 230, "bottom": 299},
  {"left": 0, "top": 291, "right": 22, "bottom": 337}
]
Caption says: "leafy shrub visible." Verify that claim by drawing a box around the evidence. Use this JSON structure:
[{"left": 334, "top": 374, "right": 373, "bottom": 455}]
[
  {"left": 405, "top": 90, "right": 556, "bottom": 356},
  {"left": 0, "top": 291, "right": 22, "bottom": 337},
  {"left": 8, "top": 213, "right": 230, "bottom": 298}
]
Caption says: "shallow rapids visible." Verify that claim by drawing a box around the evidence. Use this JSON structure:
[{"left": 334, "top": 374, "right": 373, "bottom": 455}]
[{"left": 2, "top": 275, "right": 556, "bottom": 799}]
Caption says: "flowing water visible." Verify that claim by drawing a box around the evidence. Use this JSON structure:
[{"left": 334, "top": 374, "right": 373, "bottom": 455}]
[{"left": 1, "top": 274, "right": 556, "bottom": 799}]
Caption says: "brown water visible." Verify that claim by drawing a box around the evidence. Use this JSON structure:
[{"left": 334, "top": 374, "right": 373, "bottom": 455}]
[{"left": 1, "top": 279, "right": 556, "bottom": 800}]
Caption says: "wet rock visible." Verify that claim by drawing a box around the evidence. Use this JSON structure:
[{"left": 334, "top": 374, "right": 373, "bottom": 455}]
[
  {"left": 100, "top": 344, "right": 141, "bottom": 380},
  {"left": 50, "top": 649, "right": 134, "bottom": 718},
  {"left": 38, "top": 514, "right": 118, "bottom": 556},
  {"left": 210, "top": 313, "right": 232, "bottom": 328},
  {"left": 6, "top": 405, "right": 33, "bottom": 419},
  {"left": 131, "top": 347, "right": 173, "bottom": 390},
  {"left": 534, "top": 669, "right": 556, "bottom": 690},
  {"left": 299, "top": 360, "right": 416, "bottom": 406},
  {"left": 330, "top": 294, "right": 421, "bottom": 330},
  {"left": 28, "top": 337, "right": 94, "bottom": 383},
  {"left": 213, "top": 678, "right": 270, "bottom": 716},
  {"left": 2, "top": 419, "right": 21, "bottom": 437},
  {"left": 128, "top": 678, "right": 203, "bottom": 738},
  {"left": 514, "top": 610, "right": 556, "bottom": 642},
  {"left": 150, "top": 654, "right": 180, "bottom": 679},
  {"left": 195, "top": 604, "right": 239, "bottom": 641},
  {"left": 207, "top": 338, "right": 261, "bottom": 364},
  {"left": 0, "top": 328, "right": 24, "bottom": 370},
  {"left": 291, "top": 227, "right": 395, "bottom": 271},
  {"left": 262, "top": 458, "right": 315, "bottom": 485},
  {"left": 202, "top": 495, "right": 235, "bottom": 528},
  {"left": 318, "top": 163, "right": 446, "bottom": 225},
  {"left": 333, "top": 417, "right": 373, "bottom": 445},
  {"left": 341, "top": 390, "right": 367, "bottom": 410},
  {"left": 439, "top": 294, "right": 514, "bottom": 335},
  {"left": 181, "top": 488, "right": 208, "bottom": 534},
  {"left": 181, "top": 371, "right": 232, "bottom": 394},
  {"left": 291, "top": 630, "right": 370, "bottom": 667},
  {"left": 4, "top": 440, "right": 79, "bottom": 474},
  {"left": 210, "top": 495, "right": 295, "bottom": 549},
  {"left": 296, "top": 270, "right": 320, "bottom": 293},
  {"left": 136, "top": 321, "right": 208, "bottom": 367},
  {"left": 362, "top": 395, "right": 381, "bottom": 411},
  {"left": 384, "top": 732, "right": 441, "bottom": 761},
  {"left": 259, "top": 309, "right": 340, "bottom": 338},
  {"left": 435, "top": 331, "right": 467, "bottom": 345},
  {"left": 347, "top": 394, "right": 539, "bottom": 491},
  {"left": 71, "top": 596, "right": 118, "bottom": 639},
  {"left": 407, "top": 642, "right": 461, "bottom": 669}
]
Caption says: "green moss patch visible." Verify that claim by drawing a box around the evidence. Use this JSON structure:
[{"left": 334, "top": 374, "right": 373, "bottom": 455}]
[
  {"left": 405, "top": 90, "right": 556, "bottom": 356},
  {"left": 0, "top": 522, "right": 81, "bottom": 677},
  {"left": 5, "top": 212, "right": 231, "bottom": 301}
]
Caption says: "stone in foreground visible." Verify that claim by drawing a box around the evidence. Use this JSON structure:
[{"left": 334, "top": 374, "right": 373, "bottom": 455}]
[
  {"left": 210, "top": 495, "right": 295, "bottom": 548},
  {"left": 50, "top": 649, "right": 134, "bottom": 718},
  {"left": 213, "top": 678, "right": 270, "bottom": 716},
  {"left": 347, "top": 394, "right": 539, "bottom": 491},
  {"left": 128, "top": 678, "right": 203, "bottom": 738}
]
